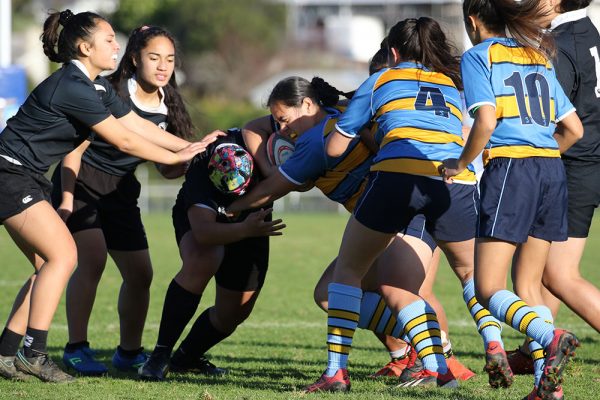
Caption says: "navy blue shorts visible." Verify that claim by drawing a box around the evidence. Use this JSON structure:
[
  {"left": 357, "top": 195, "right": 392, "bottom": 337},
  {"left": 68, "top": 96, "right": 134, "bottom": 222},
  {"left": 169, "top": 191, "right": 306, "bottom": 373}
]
[
  {"left": 403, "top": 214, "right": 437, "bottom": 252},
  {"left": 479, "top": 157, "right": 567, "bottom": 243},
  {"left": 354, "top": 171, "right": 478, "bottom": 242},
  {"left": 563, "top": 159, "right": 600, "bottom": 238}
]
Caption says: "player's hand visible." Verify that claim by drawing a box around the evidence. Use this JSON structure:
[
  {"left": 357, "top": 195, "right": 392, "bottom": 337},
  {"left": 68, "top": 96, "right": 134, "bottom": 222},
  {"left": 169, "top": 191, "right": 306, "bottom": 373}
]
[
  {"left": 439, "top": 158, "right": 464, "bottom": 184},
  {"left": 201, "top": 129, "right": 226, "bottom": 145},
  {"left": 57, "top": 201, "right": 73, "bottom": 222},
  {"left": 175, "top": 141, "right": 212, "bottom": 163},
  {"left": 242, "top": 208, "right": 286, "bottom": 237}
]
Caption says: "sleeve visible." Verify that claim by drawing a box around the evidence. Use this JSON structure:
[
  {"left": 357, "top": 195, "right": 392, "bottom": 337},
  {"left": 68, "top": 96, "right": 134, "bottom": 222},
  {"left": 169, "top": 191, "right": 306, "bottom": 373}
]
[
  {"left": 97, "top": 77, "right": 132, "bottom": 118},
  {"left": 554, "top": 48, "right": 578, "bottom": 102},
  {"left": 461, "top": 47, "right": 495, "bottom": 117},
  {"left": 551, "top": 69, "right": 576, "bottom": 122},
  {"left": 335, "top": 73, "right": 379, "bottom": 138},
  {"left": 53, "top": 78, "right": 113, "bottom": 127},
  {"left": 183, "top": 155, "right": 220, "bottom": 213},
  {"left": 278, "top": 134, "right": 327, "bottom": 185}
]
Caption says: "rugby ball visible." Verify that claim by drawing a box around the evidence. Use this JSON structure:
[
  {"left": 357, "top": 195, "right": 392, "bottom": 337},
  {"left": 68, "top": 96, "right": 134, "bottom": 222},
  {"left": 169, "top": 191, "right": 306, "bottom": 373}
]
[{"left": 266, "top": 132, "right": 295, "bottom": 166}]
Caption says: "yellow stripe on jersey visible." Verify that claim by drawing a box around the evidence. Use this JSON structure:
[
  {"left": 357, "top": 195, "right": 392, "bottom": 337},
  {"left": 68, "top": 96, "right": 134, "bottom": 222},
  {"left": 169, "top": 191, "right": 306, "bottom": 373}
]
[
  {"left": 323, "top": 118, "right": 339, "bottom": 138},
  {"left": 375, "top": 68, "right": 456, "bottom": 90},
  {"left": 489, "top": 43, "right": 552, "bottom": 69},
  {"left": 375, "top": 98, "right": 462, "bottom": 121},
  {"left": 506, "top": 300, "right": 527, "bottom": 327},
  {"left": 342, "top": 180, "right": 367, "bottom": 213},
  {"left": 315, "top": 142, "right": 371, "bottom": 195},
  {"left": 380, "top": 127, "right": 465, "bottom": 148},
  {"left": 329, "top": 309, "right": 360, "bottom": 322},
  {"left": 483, "top": 146, "right": 561, "bottom": 162},
  {"left": 328, "top": 326, "right": 355, "bottom": 338},
  {"left": 367, "top": 299, "right": 387, "bottom": 332},
  {"left": 327, "top": 343, "right": 351, "bottom": 355},
  {"left": 371, "top": 158, "right": 477, "bottom": 182},
  {"left": 496, "top": 95, "right": 556, "bottom": 122}
]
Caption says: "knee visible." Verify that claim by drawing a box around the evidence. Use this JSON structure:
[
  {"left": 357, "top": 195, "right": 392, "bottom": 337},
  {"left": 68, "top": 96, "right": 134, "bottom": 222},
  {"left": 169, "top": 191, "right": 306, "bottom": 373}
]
[{"left": 212, "top": 308, "right": 251, "bottom": 333}]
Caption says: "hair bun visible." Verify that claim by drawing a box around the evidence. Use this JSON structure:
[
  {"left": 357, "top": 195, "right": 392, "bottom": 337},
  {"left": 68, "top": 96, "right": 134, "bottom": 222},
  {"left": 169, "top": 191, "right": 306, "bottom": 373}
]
[{"left": 59, "top": 9, "right": 74, "bottom": 26}]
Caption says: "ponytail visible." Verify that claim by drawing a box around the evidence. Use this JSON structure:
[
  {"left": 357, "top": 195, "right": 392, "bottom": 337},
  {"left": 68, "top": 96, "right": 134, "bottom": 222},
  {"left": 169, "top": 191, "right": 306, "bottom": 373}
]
[
  {"left": 267, "top": 76, "right": 351, "bottom": 108},
  {"left": 40, "top": 9, "right": 106, "bottom": 63}
]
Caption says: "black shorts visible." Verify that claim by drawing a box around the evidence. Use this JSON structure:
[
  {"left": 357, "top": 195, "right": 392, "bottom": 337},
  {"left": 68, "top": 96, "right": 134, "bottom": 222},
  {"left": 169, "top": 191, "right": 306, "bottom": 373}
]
[
  {"left": 563, "top": 159, "right": 600, "bottom": 238},
  {"left": 0, "top": 156, "right": 52, "bottom": 223},
  {"left": 172, "top": 204, "right": 269, "bottom": 292},
  {"left": 51, "top": 161, "right": 148, "bottom": 251}
]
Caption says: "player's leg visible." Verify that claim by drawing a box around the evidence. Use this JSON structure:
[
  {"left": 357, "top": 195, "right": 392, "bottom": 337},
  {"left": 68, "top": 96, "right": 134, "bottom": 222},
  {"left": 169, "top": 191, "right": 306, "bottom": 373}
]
[{"left": 4, "top": 201, "right": 76, "bottom": 382}]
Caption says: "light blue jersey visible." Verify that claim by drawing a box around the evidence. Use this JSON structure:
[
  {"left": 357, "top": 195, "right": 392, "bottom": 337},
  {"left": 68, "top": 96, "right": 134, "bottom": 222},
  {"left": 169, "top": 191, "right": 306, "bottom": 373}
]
[
  {"left": 336, "top": 62, "right": 476, "bottom": 183},
  {"left": 279, "top": 108, "right": 373, "bottom": 211},
  {"left": 461, "top": 37, "right": 575, "bottom": 161}
]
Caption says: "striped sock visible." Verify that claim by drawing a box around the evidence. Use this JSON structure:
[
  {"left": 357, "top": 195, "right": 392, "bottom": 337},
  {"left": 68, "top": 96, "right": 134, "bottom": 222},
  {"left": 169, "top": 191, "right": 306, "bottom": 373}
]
[
  {"left": 358, "top": 291, "right": 403, "bottom": 337},
  {"left": 488, "top": 290, "right": 555, "bottom": 348},
  {"left": 463, "top": 279, "right": 503, "bottom": 350},
  {"left": 397, "top": 300, "right": 447, "bottom": 374},
  {"left": 530, "top": 306, "right": 554, "bottom": 387},
  {"left": 326, "top": 283, "right": 362, "bottom": 376}
]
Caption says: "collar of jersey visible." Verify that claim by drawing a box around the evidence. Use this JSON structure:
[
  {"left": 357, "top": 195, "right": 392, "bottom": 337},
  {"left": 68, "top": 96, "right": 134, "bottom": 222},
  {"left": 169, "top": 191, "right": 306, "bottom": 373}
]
[
  {"left": 69, "top": 59, "right": 92, "bottom": 80},
  {"left": 127, "top": 77, "right": 168, "bottom": 115},
  {"left": 550, "top": 8, "right": 587, "bottom": 30},
  {"left": 392, "top": 61, "right": 430, "bottom": 71}
]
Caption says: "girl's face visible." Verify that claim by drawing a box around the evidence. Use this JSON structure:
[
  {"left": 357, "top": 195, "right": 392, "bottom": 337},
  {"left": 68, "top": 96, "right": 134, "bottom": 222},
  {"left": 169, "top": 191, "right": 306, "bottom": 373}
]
[
  {"left": 135, "top": 36, "right": 175, "bottom": 89},
  {"left": 88, "top": 20, "right": 120, "bottom": 72},
  {"left": 269, "top": 98, "right": 318, "bottom": 138}
]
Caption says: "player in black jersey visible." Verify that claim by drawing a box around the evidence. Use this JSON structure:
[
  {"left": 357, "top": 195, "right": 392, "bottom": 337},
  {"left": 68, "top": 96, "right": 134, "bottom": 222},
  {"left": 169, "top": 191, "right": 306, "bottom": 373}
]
[
  {"left": 138, "top": 129, "right": 285, "bottom": 381},
  {"left": 48, "top": 25, "right": 206, "bottom": 376},
  {"left": 506, "top": 0, "right": 600, "bottom": 381},
  {"left": 0, "top": 10, "right": 216, "bottom": 382}
]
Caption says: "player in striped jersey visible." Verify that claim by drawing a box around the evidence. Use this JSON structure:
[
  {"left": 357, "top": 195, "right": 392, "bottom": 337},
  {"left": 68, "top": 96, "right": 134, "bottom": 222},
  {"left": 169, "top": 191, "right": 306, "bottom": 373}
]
[{"left": 442, "top": 1, "right": 583, "bottom": 399}]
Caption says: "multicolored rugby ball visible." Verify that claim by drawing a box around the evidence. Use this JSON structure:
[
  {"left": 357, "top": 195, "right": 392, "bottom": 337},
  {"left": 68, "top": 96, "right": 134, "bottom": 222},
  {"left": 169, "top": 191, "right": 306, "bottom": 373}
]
[{"left": 266, "top": 131, "right": 295, "bottom": 166}]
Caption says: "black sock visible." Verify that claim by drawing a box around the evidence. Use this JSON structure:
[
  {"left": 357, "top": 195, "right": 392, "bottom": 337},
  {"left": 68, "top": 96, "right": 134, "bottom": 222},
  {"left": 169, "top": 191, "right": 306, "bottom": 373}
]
[
  {"left": 64, "top": 340, "right": 90, "bottom": 353},
  {"left": 0, "top": 328, "right": 23, "bottom": 357},
  {"left": 117, "top": 345, "right": 143, "bottom": 358},
  {"left": 23, "top": 327, "right": 48, "bottom": 357},
  {"left": 179, "top": 308, "right": 231, "bottom": 358},
  {"left": 155, "top": 280, "right": 201, "bottom": 350}
]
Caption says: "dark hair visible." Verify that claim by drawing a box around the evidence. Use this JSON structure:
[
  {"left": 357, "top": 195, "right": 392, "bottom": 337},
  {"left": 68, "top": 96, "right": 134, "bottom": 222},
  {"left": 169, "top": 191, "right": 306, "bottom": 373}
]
[
  {"left": 387, "top": 17, "right": 462, "bottom": 90},
  {"left": 559, "top": 0, "right": 592, "bottom": 12},
  {"left": 267, "top": 76, "right": 352, "bottom": 108},
  {"left": 41, "top": 9, "right": 106, "bottom": 63},
  {"left": 369, "top": 46, "right": 389, "bottom": 75},
  {"left": 463, "top": 0, "right": 554, "bottom": 58},
  {"left": 107, "top": 26, "right": 194, "bottom": 140}
]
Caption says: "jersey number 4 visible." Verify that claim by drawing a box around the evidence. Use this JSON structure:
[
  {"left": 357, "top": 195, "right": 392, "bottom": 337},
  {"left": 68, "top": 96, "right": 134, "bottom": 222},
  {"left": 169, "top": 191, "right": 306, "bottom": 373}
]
[
  {"left": 504, "top": 71, "right": 550, "bottom": 127},
  {"left": 415, "top": 86, "right": 450, "bottom": 118}
]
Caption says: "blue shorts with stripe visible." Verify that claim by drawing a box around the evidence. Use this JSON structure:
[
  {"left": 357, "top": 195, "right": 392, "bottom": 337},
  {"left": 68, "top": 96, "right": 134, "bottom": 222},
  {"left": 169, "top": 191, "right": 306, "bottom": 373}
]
[
  {"left": 403, "top": 214, "right": 437, "bottom": 252},
  {"left": 479, "top": 157, "right": 567, "bottom": 243},
  {"left": 354, "top": 171, "right": 478, "bottom": 242}
]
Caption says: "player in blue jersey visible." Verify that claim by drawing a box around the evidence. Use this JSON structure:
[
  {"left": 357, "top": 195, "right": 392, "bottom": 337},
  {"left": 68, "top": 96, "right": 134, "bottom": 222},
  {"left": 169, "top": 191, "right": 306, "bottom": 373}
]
[
  {"left": 441, "top": 1, "right": 583, "bottom": 399},
  {"left": 138, "top": 129, "right": 284, "bottom": 381},
  {"left": 47, "top": 25, "right": 211, "bottom": 376},
  {"left": 0, "top": 10, "right": 216, "bottom": 382}
]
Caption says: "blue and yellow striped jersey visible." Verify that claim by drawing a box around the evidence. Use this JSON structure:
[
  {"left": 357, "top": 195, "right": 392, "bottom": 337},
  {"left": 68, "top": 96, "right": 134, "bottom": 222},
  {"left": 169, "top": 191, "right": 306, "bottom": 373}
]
[
  {"left": 336, "top": 61, "right": 476, "bottom": 183},
  {"left": 279, "top": 108, "right": 373, "bottom": 212},
  {"left": 461, "top": 37, "right": 575, "bottom": 161}
]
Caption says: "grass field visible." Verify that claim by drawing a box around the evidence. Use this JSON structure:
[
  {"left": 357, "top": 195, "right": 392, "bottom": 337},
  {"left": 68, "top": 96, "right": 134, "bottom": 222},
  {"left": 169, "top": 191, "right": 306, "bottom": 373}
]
[{"left": 0, "top": 212, "right": 599, "bottom": 399}]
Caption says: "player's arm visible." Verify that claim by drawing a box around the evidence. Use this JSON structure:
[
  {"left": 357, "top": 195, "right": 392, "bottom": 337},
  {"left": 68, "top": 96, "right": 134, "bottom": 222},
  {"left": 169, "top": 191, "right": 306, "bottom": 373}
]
[
  {"left": 227, "top": 171, "right": 299, "bottom": 213},
  {"left": 57, "top": 139, "right": 91, "bottom": 221},
  {"left": 188, "top": 206, "right": 285, "bottom": 245},
  {"left": 118, "top": 111, "right": 191, "bottom": 151},
  {"left": 326, "top": 129, "right": 353, "bottom": 157},
  {"left": 243, "top": 115, "right": 278, "bottom": 177},
  {"left": 554, "top": 111, "right": 583, "bottom": 153},
  {"left": 441, "top": 105, "right": 496, "bottom": 182}
]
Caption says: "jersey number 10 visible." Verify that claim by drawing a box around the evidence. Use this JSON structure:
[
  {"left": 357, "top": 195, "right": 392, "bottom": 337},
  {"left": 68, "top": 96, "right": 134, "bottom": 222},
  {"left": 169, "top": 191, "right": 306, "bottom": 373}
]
[{"left": 504, "top": 72, "right": 550, "bottom": 127}]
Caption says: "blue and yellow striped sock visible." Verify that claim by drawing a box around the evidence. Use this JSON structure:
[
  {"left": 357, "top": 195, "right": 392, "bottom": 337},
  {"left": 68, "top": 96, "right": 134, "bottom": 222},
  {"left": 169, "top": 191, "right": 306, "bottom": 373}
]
[
  {"left": 326, "top": 283, "right": 362, "bottom": 377},
  {"left": 488, "top": 290, "right": 555, "bottom": 348},
  {"left": 530, "top": 306, "right": 553, "bottom": 387},
  {"left": 358, "top": 291, "right": 404, "bottom": 338},
  {"left": 463, "top": 279, "right": 503, "bottom": 350},
  {"left": 397, "top": 300, "right": 447, "bottom": 374}
]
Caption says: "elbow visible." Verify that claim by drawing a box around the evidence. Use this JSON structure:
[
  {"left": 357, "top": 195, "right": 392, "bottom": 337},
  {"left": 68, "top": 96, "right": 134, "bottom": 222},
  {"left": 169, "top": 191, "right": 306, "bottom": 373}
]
[{"left": 116, "top": 137, "right": 135, "bottom": 154}]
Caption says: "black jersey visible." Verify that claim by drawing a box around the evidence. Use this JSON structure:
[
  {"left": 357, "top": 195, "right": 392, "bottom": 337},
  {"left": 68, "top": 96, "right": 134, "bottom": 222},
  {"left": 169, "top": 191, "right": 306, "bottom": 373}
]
[
  {"left": 174, "top": 129, "right": 259, "bottom": 223},
  {"left": 82, "top": 78, "right": 168, "bottom": 176},
  {"left": 0, "top": 61, "right": 131, "bottom": 174},
  {"left": 553, "top": 10, "right": 600, "bottom": 162}
]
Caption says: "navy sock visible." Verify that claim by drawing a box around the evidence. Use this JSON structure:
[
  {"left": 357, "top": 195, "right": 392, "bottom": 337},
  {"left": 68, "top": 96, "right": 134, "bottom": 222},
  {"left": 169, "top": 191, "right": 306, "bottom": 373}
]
[
  {"left": 64, "top": 340, "right": 90, "bottom": 353},
  {"left": 155, "top": 280, "right": 201, "bottom": 350},
  {"left": 23, "top": 327, "right": 48, "bottom": 357},
  {"left": 178, "top": 308, "right": 230, "bottom": 358},
  {"left": 0, "top": 328, "right": 23, "bottom": 357}
]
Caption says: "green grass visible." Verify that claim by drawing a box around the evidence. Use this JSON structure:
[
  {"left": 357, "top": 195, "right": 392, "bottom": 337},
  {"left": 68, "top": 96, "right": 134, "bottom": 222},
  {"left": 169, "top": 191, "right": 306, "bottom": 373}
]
[{"left": 1, "top": 213, "right": 599, "bottom": 399}]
